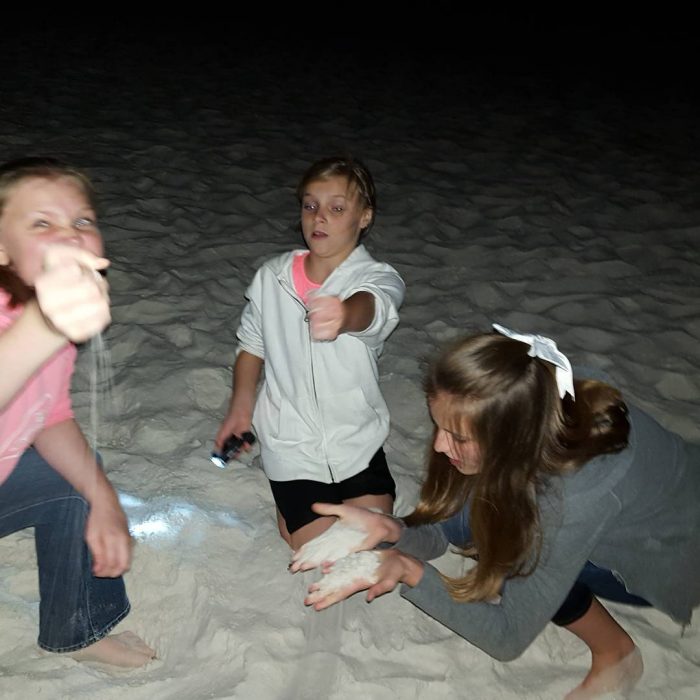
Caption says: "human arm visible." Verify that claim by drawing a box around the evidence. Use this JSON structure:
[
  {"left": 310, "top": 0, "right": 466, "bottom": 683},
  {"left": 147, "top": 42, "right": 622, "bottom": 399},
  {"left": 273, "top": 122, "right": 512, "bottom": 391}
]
[
  {"left": 313, "top": 261, "right": 405, "bottom": 347},
  {"left": 214, "top": 350, "right": 263, "bottom": 451},
  {"left": 35, "top": 244, "right": 110, "bottom": 341},
  {"left": 305, "top": 488, "right": 619, "bottom": 662},
  {"left": 0, "top": 246, "right": 110, "bottom": 410},
  {"left": 289, "top": 502, "right": 405, "bottom": 571},
  {"left": 0, "top": 301, "right": 68, "bottom": 408},
  {"left": 305, "top": 548, "right": 425, "bottom": 609},
  {"left": 214, "top": 272, "right": 266, "bottom": 453},
  {"left": 297, "top": 505, "right": 454, "bottom": 605},
  {"left": 307, "top": 291, "right": 375, "bottom": 341},
  {"left": 32, "top": 419, "right": 131, "bottom": 578},
  {"left": 398, "top": 490, "right": 620, "bottom": 661},
  {"left": 345, "top": 265, "right": 405, "bottom": 346},
  {"left": 291, "top": 501, "right": 460, "bottom": 571}
]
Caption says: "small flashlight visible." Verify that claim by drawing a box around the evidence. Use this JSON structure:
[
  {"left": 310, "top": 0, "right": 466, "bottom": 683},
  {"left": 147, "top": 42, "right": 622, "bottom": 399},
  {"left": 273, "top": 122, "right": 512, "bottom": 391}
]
[{"left": 210, "top": 431, "right": 256, "bottom": 469}]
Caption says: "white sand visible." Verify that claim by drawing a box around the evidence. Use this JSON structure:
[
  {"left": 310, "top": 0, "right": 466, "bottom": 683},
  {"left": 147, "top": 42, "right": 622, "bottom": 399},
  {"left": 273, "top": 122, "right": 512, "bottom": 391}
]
[
  {"left": 313, "top": 552, "right": 381, "bottom": 597},
  {"left": 293, "top": 520, "right": 369, "bottom": 570},
  {"left": 1, "top": 23, "right": 699, "bottom": 700}
]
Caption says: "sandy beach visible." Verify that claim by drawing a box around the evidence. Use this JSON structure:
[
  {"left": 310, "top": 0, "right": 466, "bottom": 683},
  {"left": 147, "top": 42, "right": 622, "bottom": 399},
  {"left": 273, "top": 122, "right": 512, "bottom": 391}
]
[{"left": 1, "top": 18, "right": 698, "bottom": 699}]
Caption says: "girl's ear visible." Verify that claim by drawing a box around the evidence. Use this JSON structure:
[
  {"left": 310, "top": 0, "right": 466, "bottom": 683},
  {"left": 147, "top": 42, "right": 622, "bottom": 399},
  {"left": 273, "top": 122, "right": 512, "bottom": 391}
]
[
  {"left": 360, "top": 208, "right": 373, "bottom": 230},
  {"left": 0, "top": 244, "right": 9, "bottom": 266}
]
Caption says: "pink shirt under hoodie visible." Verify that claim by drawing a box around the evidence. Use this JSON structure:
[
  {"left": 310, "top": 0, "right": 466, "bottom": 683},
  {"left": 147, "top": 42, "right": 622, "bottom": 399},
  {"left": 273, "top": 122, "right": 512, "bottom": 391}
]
[
  {"left": 292, "top": 251, "right": 320, "bottom": 303},
  {"left": 0, "top": 290, "right": 75, "bottom": 485}
]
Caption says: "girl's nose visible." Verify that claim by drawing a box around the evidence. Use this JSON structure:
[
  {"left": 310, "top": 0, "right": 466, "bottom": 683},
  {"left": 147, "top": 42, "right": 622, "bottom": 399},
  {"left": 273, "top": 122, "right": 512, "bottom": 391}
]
[
  {"left": 56, "top": 226, "right": 81, "bottom": 244},
  {"left": 433, "top": 429, "right": 449, "bottom": 454}
]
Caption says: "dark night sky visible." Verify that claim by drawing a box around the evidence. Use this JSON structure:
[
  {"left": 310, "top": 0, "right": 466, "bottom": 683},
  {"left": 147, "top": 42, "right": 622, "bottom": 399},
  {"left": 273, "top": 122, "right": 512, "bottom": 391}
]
[
  {"left": 3, "top": 5, "right": 697, "bottom": 147},
  {"left": 5, "top": 7, "right": 697, "bottom": 92}
]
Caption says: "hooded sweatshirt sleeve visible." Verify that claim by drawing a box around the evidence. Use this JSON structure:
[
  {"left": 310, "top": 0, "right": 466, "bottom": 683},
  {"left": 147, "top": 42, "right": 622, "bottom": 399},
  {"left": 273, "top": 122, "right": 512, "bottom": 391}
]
[
  {"left": 399, "top": 486, "right": 620, "bottom": 661},
  {"left": 235, "top": 267, "right": 265, "bottom": 360},
  {"left": 344, "top": 262, "right": 405, "bottom": 350}
]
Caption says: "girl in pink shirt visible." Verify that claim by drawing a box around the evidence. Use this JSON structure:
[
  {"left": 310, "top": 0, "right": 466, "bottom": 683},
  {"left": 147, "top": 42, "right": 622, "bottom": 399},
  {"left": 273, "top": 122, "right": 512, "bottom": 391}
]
[{"left": 0, "top": 157, "right": 154, "bottom": 667}]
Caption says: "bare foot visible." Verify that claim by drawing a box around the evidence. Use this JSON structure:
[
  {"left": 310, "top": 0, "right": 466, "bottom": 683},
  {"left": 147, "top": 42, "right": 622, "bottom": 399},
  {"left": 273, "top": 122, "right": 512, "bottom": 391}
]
[
  {"left": 564, "top": 646, "right": 643, "bottom": 699},
  {"left": 69, "top": 631, "right": 155, "bottom": 667}
]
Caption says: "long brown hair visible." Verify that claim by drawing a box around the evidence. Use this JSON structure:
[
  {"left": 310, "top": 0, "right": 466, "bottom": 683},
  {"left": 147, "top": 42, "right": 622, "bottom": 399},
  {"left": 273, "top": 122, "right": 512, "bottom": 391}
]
[
  {"left": 405, "top": 331, "right": 630, "bottom": 602},
  {"left": 0, "top": 157, "right": 95, "bottom": 308}
]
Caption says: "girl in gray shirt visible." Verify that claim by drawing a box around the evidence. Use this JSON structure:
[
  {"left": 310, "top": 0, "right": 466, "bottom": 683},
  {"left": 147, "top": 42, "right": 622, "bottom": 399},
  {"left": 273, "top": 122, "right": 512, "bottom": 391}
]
[{"left": 297, "top": 325, "right": 700, "bottom": 699}]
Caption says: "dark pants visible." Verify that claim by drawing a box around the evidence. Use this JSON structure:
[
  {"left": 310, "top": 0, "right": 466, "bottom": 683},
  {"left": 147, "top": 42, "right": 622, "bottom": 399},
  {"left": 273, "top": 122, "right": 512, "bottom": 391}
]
[
  {"left": 552, "top": 561, "right": 651, "bottom": 626},
  {"left": 0, "top": 448, "right": 130, "bottom": 652},
  {"left": 269, "top": 447, "right": 396, "bottom": 534}
]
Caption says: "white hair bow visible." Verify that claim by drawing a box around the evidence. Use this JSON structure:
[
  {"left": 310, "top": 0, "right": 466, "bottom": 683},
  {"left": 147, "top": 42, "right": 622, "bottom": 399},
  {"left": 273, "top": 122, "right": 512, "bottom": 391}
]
[{"left": 492, "top": 323, "right": 575, "bottom": 400}]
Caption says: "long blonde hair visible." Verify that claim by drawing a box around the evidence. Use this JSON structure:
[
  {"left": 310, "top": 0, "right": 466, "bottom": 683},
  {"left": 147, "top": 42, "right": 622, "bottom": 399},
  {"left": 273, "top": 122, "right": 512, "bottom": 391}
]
[{"left": 405, "top": 332, "right": 630, "bottom": 602}]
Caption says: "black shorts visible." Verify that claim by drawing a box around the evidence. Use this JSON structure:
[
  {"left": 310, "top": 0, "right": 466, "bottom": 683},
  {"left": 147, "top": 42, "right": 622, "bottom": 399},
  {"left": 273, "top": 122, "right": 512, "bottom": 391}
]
[{"left": 268, "top": 447, "right": 396, "bottom": 535}]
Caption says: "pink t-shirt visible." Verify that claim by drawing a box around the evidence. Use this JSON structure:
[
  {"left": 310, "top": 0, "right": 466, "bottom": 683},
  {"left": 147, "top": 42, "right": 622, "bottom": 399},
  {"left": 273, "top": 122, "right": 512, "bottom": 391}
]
[
  {"left": 0, "top": 291, "right": 76, "bottom": 485},
  {"left": 292, "top": 252, "right": 321, "bottom": 304}
]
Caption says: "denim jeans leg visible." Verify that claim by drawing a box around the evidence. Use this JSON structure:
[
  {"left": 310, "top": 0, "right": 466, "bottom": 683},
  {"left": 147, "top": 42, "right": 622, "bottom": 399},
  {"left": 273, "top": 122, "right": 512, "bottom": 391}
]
[
  {"left": 552, "top": 561, "right": 651, "bottom": 626},
  {"left": 577, "top": 561, "right": 651, "bottom": 607},
  {"left": 0, "top": 447, "right": 130, "bottom": 652},
  {"left": 440, "top": 505, "right": 473, "bottom": 548}
]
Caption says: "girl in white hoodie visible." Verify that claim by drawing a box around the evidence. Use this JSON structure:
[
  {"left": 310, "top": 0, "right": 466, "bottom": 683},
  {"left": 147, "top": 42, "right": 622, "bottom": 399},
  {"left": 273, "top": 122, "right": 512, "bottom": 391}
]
[{"left": 215, "top": 155, "right": 405, "bottom": 550}]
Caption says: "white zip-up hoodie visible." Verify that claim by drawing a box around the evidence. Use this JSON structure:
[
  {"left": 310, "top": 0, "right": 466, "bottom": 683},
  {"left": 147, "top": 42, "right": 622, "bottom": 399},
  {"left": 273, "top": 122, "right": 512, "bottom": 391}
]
[{"left": 236, "top": 245, "right": 405, "bottom": 483}]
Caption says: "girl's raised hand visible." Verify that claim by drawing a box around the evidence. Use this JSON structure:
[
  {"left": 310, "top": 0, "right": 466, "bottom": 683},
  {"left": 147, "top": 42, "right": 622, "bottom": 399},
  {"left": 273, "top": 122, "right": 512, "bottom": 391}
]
[
  {"left": 35, "top": 244, "right": 110, "bottom": 342},
  {"left": 290, "top": 502, "right": 404, "bottom": 572},
  {"left": 307, "top": 294, "right": 344, "bottom": 341}
]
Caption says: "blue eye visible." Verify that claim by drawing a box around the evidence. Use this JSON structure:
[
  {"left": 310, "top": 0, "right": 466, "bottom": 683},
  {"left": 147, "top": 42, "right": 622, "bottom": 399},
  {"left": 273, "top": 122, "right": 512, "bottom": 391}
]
[
  {"left": 33, "top": 219, "right": 50, "bottom": 228},
  {"left": 74, "top": 217, "right": 95, "bottom": 229},
  {"left": 303, "top": 202, "right": 317, "bottom": 212}
]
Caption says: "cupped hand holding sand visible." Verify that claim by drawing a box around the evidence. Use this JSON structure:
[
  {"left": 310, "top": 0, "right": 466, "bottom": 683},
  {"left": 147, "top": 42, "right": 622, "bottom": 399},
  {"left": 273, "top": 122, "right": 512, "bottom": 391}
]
[
  {"left": 35, "top": 244, "right": 110, "bottom": 342},
  {"left": 304, "top": 551, "right": 381, "bottom": 608},
  {"left": 305, "top": 549, "right": 425, "bottom": 611},
  {"left": 290, "top": 519, "right": 367, "bottom": 572},
  {"left": 289, "top": 503, "right": 404, "bottom": 572}
]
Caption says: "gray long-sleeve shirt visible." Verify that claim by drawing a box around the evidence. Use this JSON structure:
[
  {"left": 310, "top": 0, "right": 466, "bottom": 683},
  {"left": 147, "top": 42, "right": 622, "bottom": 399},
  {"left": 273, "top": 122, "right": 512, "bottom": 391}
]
[{"left": 397, "top": 403, "right": 700, "bottom": 661}]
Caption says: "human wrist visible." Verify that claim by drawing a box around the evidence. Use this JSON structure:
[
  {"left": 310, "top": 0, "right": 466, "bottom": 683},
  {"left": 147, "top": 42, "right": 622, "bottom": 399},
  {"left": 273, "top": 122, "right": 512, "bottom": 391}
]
[
  {"left": 24, "top": 299, "right": 68, "bottom": 349},
  {"left": 84, "top": 470, "right": 119, "bottom": 507},
  {"left": 229, "top": 393, "right": 255, "bottom": 416},
  {"left": 384, "top": 515, "right": 405, "bottom": 544},
  {"left": 398, "top": 553, "right": 424, "bottom": 588}
]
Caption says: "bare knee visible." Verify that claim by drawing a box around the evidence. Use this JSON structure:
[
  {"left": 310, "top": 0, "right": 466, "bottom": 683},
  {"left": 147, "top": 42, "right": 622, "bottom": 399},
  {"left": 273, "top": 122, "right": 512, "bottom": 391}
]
[
  {"left": 343, "top": 493, "right": 394, "bottom": 515},
  {"left": 289, "top": 516, "right": 336, "bottom": 551},
  {"left": 276, "top": 508, "right": 293, "bottom": 547}
]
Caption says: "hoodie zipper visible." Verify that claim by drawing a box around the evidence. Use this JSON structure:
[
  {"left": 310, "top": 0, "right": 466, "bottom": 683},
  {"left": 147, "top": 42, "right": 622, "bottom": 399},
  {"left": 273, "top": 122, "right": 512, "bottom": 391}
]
[{"left": 278, "top": 275, "right": 336, "bottom": 482}]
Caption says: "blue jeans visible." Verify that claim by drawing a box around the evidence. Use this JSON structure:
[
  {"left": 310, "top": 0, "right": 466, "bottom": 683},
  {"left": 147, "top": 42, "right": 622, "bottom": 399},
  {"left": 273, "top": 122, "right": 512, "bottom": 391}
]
[
  {"left": 0, "top": 448, "right": 130, "bottom": 652},
  {"left": 440, "top": 507, "right": 650, "bottom": 626},
  {"left": 552, "top": 561, "right": 651, "bottom": 626}
]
